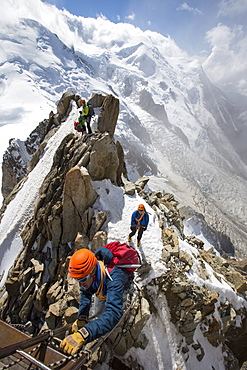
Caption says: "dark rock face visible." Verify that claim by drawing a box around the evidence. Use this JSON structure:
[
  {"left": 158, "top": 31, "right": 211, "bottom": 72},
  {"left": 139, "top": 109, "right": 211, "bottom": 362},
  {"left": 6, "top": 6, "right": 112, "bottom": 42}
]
[
  {"left": 1, "top": 91, "right": 75, "bottom": 203},
  {"left": 62, "top": 166, "right": 98, "bottom": 244},
  {"left": 1, "top": 139, "right": 29, "bottom": 199},
  {"left": 0, "top": 90, "right": 127, "bottom": 332},
  {"left": 1, "top": 91, "right": 120, "bottom": 213},
  {"left": 97, "top": 94, "right": 119, "bottom": 137},
  {"left": 0, "top": 90, "right": 247, "bottom": 370},
  {"left": 88, "top": 133, "right": 120, "bottom": 183}
]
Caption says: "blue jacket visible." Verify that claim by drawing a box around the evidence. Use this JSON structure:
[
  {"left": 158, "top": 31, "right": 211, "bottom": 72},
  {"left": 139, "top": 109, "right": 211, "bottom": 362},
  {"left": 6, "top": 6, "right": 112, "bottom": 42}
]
[
  {"left": 131, "top": 210, "right": 149, "bottom": 228},
  {"left": 78, "top": 247, "right": 131, "bottom": 342}
]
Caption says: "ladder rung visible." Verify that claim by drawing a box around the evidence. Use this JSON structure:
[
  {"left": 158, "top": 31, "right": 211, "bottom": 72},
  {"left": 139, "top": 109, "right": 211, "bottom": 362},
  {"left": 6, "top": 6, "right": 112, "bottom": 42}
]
[{"left": 16, "top": 350, "right": 52, "bottom": 370}]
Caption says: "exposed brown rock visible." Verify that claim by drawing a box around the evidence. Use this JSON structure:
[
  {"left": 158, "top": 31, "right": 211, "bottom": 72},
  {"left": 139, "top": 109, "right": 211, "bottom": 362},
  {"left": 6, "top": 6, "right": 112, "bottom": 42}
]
[
  {"left": 91, "top": 231, "right": 108, "bottom": 252},
  {"left": 89, "top": 211, "right": 107, "bottom": 241},
  {"left": 88, "top": 92, "right": 106, "bottom": 108},
  {"left": 64, "top": 306, "right": 78, "bottom": 324},
  {"left": 74, "top": 232, "right": 90, "bottom": 250},
  {"left": 5, "top": 277, "right": 21, "bottom": 297},
  {"left": 57, "top": 90, "right": 75, "bottom": 116},
  {"left": 97, "top": 94, "right": 119, "bottom": 137},
  {"left": 62, "top": 166, "right": 98, "bottom": 243},
  {"left": 88, "top": 134, "right": 119, "bottom": 183}
]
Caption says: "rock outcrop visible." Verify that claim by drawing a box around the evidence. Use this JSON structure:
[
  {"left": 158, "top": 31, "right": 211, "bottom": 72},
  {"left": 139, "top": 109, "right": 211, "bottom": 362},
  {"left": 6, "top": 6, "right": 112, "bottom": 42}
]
[
  {"left": 1, "top": 91, "right": 76, "bottom": 202},
  {"left": 1, "top": 164, "right": 247, "bottom": 368},
  {"left": 1, "top": 139, "right": 30, "bottom": 200},
  {"left": 62, "top": 166, "right": 98, "bottom": 243},
  {"left": 0, "top": 90, "right": 247, "bottom": 370},
  {"left": 88, "top": 133, "right": 120, "bottom": 183},
  {"left": 0, "top": 90, "right": 126, "bottom": 334},
  {"left": 0, "top": 91, "right": 119, "bottom": 218},
  {"left": 97, "top": 94, "right": 119, "bottom": 137}
]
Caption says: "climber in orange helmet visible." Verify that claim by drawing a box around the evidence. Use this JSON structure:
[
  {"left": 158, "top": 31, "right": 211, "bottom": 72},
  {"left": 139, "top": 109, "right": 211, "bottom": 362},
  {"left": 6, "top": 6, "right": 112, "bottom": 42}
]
[
  {"left": 60, "top": 247, "right": 134, "bottom": 355},
  {"left": 128, "top": 204, "right": 149, "bottom": 246}
]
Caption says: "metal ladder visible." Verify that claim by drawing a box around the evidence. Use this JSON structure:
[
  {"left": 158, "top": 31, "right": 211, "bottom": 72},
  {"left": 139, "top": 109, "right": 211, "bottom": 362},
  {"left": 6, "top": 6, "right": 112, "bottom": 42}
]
[{"left": 0, "top": 321, "right": 90, "bottom": 370}]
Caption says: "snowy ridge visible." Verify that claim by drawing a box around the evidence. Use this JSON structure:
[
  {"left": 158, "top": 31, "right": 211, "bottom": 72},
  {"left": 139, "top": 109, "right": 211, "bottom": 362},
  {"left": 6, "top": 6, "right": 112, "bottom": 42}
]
[
  {"left": 0, "top": 98, "right": 246, "bottom": 369},
  {"left": 0, "top": 105, "right": 78, "bottom": 283},
  {"left": 0, "top": 2, "right": 247, "bottom": 369}
]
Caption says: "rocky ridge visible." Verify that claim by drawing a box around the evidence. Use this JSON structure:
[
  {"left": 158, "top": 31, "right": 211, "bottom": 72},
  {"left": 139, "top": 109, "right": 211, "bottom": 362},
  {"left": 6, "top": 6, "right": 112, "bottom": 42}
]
[{"left": 0, "top": 91, "right": 247, "bottom": 369}]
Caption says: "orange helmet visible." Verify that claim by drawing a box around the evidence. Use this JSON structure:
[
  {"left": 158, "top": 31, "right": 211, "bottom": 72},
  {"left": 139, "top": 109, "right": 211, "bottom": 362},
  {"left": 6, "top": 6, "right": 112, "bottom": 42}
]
[
  {"left": 68, "top": 249, "right": 97, "bottom": 279},
  {"left": 81, "top": 99, "right": 86, "bottom": 105},
  {"left": 138, "top": 204, "right": 145, "bottom": 211}
]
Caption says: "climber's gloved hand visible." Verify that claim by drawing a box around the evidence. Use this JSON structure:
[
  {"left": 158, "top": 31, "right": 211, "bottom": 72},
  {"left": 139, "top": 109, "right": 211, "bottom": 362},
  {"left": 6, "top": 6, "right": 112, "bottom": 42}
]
[
  {"left": 60, "top": 328, "right": 89, "bottom": 355},
  {"left": 72, "top": 315, "right": 88, "bottom": 333}
]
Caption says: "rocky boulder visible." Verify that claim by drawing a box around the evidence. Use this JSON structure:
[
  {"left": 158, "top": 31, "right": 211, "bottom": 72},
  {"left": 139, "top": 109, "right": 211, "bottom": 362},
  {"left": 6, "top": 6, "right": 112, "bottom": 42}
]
[
  {"left": 62, "top": 166, "right": 98, "bottom": 243},
  {"left": 88, "top": 133, "right": 120, "bottom": 184},
  {"left": 88, "top": 92, "right": 106, "bottom": 108},
  {"left": 56, "top": 90, "right": 75, "bottom": 117},
  {"left": 97, "top": 94, "right": 119, "bottom": 137}
]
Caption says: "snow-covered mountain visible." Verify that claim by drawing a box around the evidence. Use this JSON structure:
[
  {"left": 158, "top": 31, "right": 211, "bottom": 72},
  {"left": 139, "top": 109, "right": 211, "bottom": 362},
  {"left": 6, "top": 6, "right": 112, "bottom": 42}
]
[
  {"left": 1, "top": 0, "right": 247, "bottom": 257},
  {"left": 1, "top": 2, "right": 247, "bottom": 368}
]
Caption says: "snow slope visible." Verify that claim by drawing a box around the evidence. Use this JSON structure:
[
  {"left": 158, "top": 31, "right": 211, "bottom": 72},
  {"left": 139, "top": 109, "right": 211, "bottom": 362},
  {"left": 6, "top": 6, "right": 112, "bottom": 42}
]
[
  {"left": 0, "top": 105, "right": 77, "bottom": 282},
  {"left": 1, "top": 105, "right": 246, "bottom": 369}
]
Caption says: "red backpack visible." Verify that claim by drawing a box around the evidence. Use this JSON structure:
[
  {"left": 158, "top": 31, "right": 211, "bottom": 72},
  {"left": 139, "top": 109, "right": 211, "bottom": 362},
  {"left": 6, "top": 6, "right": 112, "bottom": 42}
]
[{"left": 104, "top": 242, "right": 140, "bottom": 274}]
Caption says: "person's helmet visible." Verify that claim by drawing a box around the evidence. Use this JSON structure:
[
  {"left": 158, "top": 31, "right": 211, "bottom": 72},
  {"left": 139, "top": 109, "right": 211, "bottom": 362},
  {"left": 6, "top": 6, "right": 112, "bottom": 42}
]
[
  {"left": 81, "top": 99, "right": 86, "bottom": 104},
  {"left": 138, "top": 204, "right": 145, "bottom": 210},
  {"left": 68, "top": 249, "right": 97, "bottom": 278}
]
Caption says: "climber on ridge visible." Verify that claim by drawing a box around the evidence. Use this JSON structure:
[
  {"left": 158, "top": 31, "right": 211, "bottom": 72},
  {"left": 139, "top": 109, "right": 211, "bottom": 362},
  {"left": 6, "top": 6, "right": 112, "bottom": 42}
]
[
  {"left": 74, "top": 110, "right": 86, "bottom": 133},
  {"left": 60, "top": 244, "right": 139, "bottom": 355},
  {"left": 128, "top": 204, "right": 149, "bottom": 246},
  {"left": 80, "top": 98, "right": 93, "bottom": 134}
]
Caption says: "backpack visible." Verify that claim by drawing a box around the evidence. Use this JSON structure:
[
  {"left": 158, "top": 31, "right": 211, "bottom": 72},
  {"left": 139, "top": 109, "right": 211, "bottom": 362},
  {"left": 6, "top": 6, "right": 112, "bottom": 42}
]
[
  {"left": 98, "top": 242, "right": 140, "bottom": 274},
  {"left": 74, "top": 121, "right": 86, "bottom": 133},
  {"left": 87, "top": 103, "right": 95, "bottom": 117}
]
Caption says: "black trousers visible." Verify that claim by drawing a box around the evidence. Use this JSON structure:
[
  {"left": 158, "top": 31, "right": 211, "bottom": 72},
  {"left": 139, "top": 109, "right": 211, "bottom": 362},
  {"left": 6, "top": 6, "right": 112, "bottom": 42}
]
[
  {"left": 129, "top": 226, "right": 144, "bottom": 242},
  {"left": 86, "top": 116, "right": 92, "bottom": 134}
]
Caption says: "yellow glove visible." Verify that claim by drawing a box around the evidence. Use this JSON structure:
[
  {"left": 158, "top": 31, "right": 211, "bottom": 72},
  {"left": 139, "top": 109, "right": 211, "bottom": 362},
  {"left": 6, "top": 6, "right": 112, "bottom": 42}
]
[
  {"left": 72, "top": 316, "right": 88, "bottom": 333},
  {"left": 60, "top": 328, "right": 89, "bottom": 355}
]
